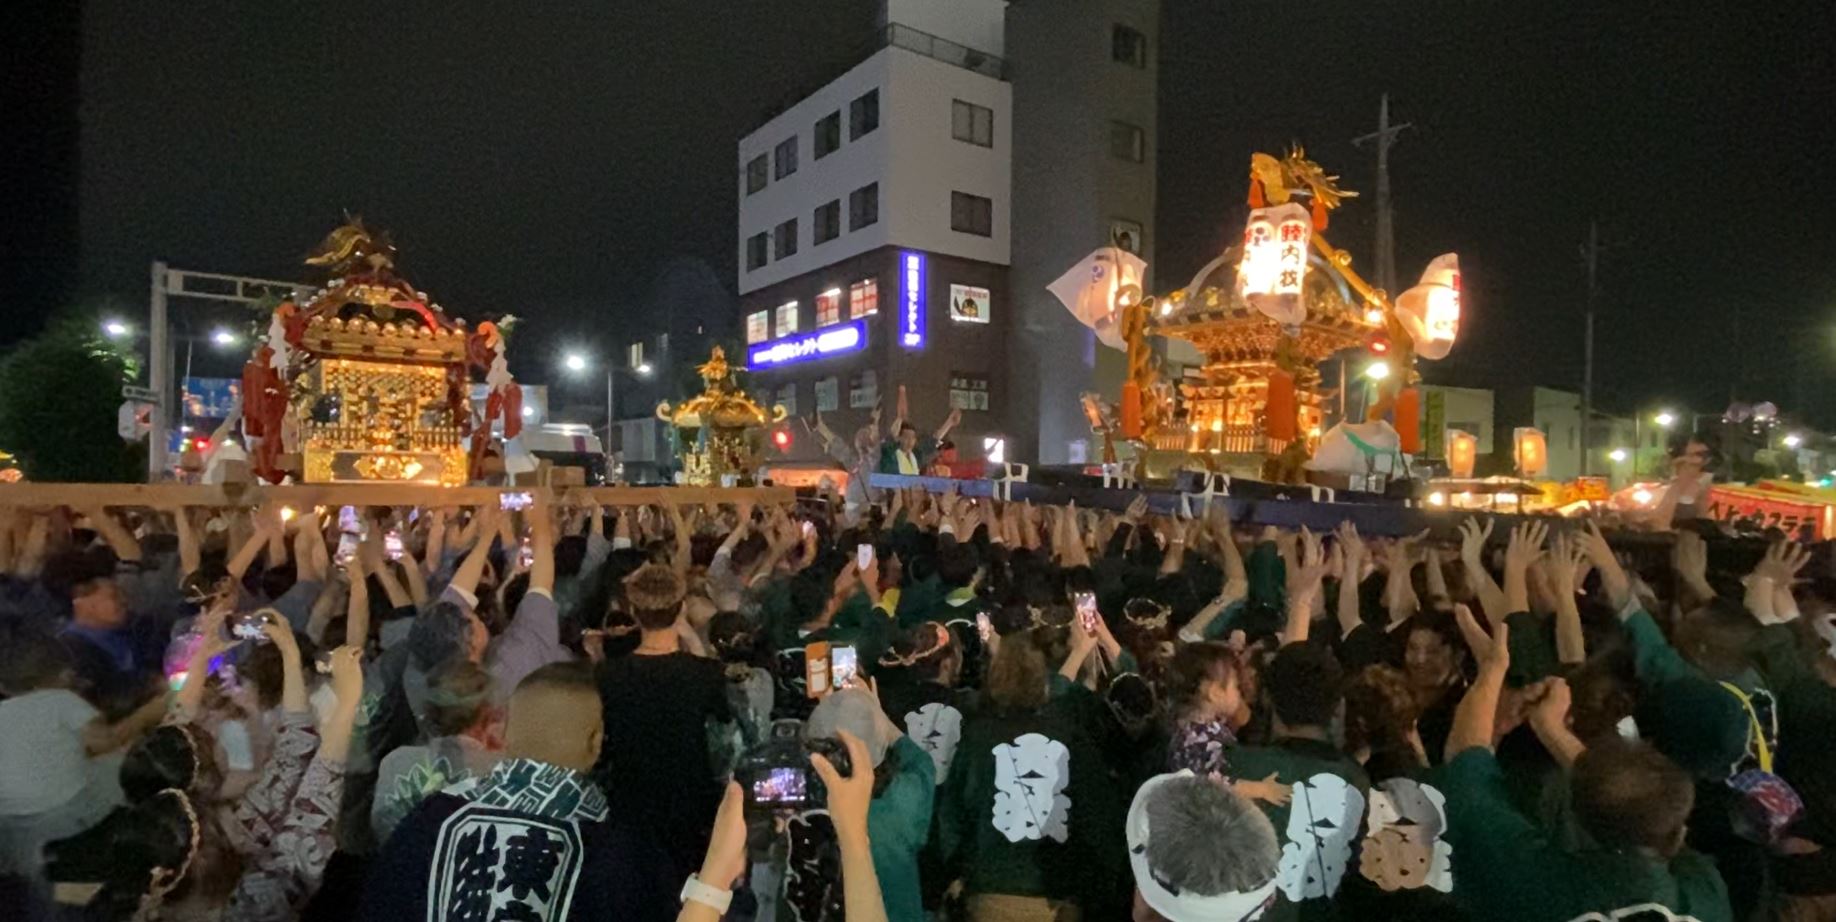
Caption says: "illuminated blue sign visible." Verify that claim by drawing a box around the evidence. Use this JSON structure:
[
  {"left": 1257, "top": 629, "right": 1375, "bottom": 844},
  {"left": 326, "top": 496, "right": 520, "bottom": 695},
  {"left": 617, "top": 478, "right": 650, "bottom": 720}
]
[
  {"left": 900, "top": 250, "right": 925, "bottom": 349},
  {"left": 747, "top": 319, "right": 868, "bottom": 368}
]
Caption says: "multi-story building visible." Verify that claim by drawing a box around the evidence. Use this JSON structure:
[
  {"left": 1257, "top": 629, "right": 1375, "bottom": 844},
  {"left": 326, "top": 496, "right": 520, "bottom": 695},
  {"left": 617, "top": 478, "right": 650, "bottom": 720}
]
[
  {"left": 736, "top": 0, "right": 1158, "bottom": 467},
  {"left": 1008, "top": 0, "right": 1159, "bottom": 465}
]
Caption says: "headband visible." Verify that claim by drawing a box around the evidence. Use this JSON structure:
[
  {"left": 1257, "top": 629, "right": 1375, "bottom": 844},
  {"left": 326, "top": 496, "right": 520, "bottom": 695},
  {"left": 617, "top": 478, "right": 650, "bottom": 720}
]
[
  {"left": 878, "top": 623, "right": 953, "bottom": 668},
  {"left": 1124, "top": 598, "right": 1172, "bottom": 631},
  {"left": 1128, "top": 772, "right": 1279, "bottom": 922},
  {"left": 135, "top": 788, "right": 201, "bottom": 921}
]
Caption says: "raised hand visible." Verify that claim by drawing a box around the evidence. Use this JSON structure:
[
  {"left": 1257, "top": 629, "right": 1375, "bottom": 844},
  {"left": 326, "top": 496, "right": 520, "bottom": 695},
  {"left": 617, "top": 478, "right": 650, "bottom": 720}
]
[
  {"left": 1452, "top": 602, "right": 1496, "bottom": 664},
  {"left": 1458, "top": 516, "right": 1493, "bottom": 565},
  {"left": 1575, "top": 520, "right": 1630, "bottom": 608}
]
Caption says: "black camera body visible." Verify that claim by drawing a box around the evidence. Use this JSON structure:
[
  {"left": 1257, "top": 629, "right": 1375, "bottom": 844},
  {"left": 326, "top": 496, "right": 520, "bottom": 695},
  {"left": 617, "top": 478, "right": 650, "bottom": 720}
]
[{"left": 736, "top": 720, "right": 853, "bottom": 812}]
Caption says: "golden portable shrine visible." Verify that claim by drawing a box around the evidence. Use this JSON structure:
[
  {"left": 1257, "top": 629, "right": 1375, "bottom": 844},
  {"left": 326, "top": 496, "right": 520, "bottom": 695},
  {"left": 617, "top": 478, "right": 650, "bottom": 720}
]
[
  {"left": 238, "top": 220, "right": 525, "bottom": 486},
  {"left": 656, "top": 346, "right": 787, "bottom": 486},
  {"left": 1058, "top": 147, "right": 1462, "bottom": 486}
]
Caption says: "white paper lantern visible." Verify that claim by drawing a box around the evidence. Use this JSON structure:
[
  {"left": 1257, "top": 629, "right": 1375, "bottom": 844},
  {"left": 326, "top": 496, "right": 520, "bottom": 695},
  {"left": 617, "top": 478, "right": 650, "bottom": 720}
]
[
  {"left": 1395, "top": 253, "right": 1461, "bottom": 361},
  {"left": 1236, "top": 202, "right": 1312, "bottom": 326}
]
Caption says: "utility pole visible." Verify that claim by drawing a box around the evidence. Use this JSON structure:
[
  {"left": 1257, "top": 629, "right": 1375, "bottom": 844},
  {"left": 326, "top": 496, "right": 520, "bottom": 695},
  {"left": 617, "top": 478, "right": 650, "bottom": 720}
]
[
  {"left": 1581, "top": 221, "right": 1599, "bottom": 477},
  {"left": 1352, "top": 94, "right": 1411, "bottom": 297}
]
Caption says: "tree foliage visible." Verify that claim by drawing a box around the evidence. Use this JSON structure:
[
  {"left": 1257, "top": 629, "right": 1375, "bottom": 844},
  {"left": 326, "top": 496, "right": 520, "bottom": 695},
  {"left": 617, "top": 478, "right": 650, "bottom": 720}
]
[{"left": 0, "top": 316, "right": 143, "bottom": 482}]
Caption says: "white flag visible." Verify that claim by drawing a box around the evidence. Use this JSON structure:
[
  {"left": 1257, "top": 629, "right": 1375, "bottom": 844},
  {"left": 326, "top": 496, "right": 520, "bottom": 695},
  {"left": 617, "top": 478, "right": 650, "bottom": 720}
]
[{"left": 1048, "top": 247, "right": 1147, "bottom": 351}]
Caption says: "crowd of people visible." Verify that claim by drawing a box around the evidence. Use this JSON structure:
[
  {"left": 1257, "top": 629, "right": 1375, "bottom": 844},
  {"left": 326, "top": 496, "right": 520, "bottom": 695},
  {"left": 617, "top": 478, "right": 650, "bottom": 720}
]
[{"left": 0, "top": 467, "right": 1831, "bottom": 921}]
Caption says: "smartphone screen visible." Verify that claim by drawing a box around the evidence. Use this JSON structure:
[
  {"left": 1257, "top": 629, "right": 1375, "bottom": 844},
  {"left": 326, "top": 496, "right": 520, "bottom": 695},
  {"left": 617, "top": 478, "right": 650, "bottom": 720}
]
[
  {"left": 856, "top": 543, "right": 874, "bottom": 571},
  {"left": 831, "top": 646, "right": 859, "bottom": 689},
  {"left": 800, "top": 520, "right": 816, "bottom": 539},
  {"left": 501, "top": 492, "right": 534, "bottom": 511},
  {"left": 519, "top": 539, "right": 535, "bottom": 569},
  {"left": 338, "top": 505, "right": 360, "bottom": 534},
  {"left": 976, "top": 611, "right": 994, "bottom": 644},
  {"left": 1074, "top": 591, "right": 1098, "bottom": 634},
  {"left": 385, "top": 529, "right": 404, "bottom": 561},
  {"left": 334, "top": 533, "right": 359, "bottom": 566},
  {"left": 750, "top": 766, "right": 809, "bottom": 806}
]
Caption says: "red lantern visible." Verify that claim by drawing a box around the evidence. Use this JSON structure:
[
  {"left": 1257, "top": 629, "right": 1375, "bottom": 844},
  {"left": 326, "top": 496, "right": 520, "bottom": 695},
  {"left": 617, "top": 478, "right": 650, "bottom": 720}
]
[
  {"left": 1265, "top": 369, "right": 1297, "bottom": 442},
  {"left": 1394, "top": 387, "right": 1421, "bottom": 454}
]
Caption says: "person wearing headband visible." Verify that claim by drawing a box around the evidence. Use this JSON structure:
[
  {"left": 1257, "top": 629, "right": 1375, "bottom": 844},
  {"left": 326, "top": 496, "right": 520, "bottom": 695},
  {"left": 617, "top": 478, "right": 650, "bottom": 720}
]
[{"left": 1127, "top": 771, "right": 1280, "bottom": 922}]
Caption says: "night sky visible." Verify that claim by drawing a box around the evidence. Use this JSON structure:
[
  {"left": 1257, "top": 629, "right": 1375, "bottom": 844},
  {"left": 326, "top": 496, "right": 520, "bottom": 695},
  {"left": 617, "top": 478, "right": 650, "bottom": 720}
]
[{"left": 15, "top": 1, "right": 1836, "bottom": 423}]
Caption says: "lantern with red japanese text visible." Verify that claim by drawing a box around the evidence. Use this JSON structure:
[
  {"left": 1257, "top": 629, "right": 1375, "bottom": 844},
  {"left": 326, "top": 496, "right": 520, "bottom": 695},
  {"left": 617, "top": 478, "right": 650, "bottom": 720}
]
[
  {"left": 1395, "top": 254, "right": 1462, "bottom": 361},
  {"left": 1445, "top": 429, "right": 1478, "bottom": 479},
  {"left": 1235, "top": 202, "right": 1312, "bottom": 326}
]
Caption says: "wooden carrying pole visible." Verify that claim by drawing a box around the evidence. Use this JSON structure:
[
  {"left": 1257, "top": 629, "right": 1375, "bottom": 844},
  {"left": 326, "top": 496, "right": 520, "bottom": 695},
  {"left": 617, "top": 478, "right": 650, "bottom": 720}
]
[{"left": 0, "top": 484, "right": 796, "bottom": 508}]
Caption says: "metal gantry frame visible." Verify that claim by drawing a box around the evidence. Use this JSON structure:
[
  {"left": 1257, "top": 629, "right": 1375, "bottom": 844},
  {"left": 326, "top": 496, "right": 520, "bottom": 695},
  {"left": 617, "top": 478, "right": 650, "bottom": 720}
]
[{"left": 147, "top": 261, "right": 312, "bottom": 481}]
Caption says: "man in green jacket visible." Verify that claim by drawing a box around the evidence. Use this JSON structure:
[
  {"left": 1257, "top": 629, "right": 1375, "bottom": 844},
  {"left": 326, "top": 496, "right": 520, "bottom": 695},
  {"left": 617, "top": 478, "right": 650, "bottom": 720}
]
[
  {"left": 1225, "top": 643, "right": 1370, "bottom": 922},
  {"left": 878, "top": 407, "right": 960, "bottom": 475},
  {"left": 1439, "top": 619, "right": 1733, "bottom": 922}
]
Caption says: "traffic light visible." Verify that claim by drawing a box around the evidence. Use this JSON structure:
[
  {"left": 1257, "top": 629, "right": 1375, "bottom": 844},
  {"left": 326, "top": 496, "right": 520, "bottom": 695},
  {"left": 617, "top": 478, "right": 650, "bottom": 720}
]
[{"left": 771, "top": 428, "right": 792, "bottom": 452}]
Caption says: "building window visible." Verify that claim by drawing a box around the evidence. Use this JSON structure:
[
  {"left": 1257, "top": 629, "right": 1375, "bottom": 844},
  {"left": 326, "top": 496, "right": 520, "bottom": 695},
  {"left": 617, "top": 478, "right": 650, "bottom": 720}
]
[
  {"left": 777, "top": 384, "right": 798, "bottom": 418},
  {"left": 848, "top": 182, "right": 879, "bottom": 230},
  {"left": 813, "top": 200, "right": 842, "bottom": 244},
  {"left": 814, "top": 377, "right": 840, "bottom": 412},
  {"left": 773, "top": 137, "right": 798, "bottom": 180},
  {"left": 815, "top": 288, "right": 843, "bottom": 326},
  {"left": 849, "top": 369, "right": 879, "bottom": 408},
  {"left": 745, "top": 232, "right": 768, "bottom": 271},
  {"left": 775, "top": 301, "right": 799, "bottom": 336},
  {"left": 774, "top": 218, "right": 798, "bottom": 260},
  {"left": 950, "top": 374, "right": 991, "bottom": 411},
  {"left": 745, "top": 154, "right": 769, "bottom": 194},
  {"left": 849, "top": 89, "right": 879, "bottom": 140},
  {"left": 627, "top": 341, "right": 645, "bottom": 369},
  {"left": 849, "top": 278, "right": 879, "bottom": 318},
  {"left": 952, "top": 99, "right": 993, "bottom": 147},
  {"left": 1112, "top": 24, "right": 1147, "bottom": 68},
  {"left": 951, "top": 191, "right": 993, "bottom": 237},
  {"left": 1109, "top": 120, "right": 1145, "bottom": 163},
  {"left": 814, "top": 111, "right": 841, "bottom": 159},
  {"left": 746, "top": 311, "right": 770, "bottom": 344}
]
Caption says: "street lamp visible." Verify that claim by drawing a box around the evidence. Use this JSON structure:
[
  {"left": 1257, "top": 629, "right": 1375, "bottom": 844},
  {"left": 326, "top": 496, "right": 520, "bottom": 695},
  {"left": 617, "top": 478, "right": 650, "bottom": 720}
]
[
  {"left": 1609, "top": 448, "right": 1628, "bottom": 463},
  {"left": 1783, "top": 433, "right": 1803, "bottom": 449},
  {"left": 1654, "top": 411, "right": 1676, "bottom": 428},
  {"left": 103, "top": 320, "right": 131, "bottom": 339},
  {"left": 563, "top": 353, "right": 657, "bottom": 459},
  {"left": 1364, "top": 361, "right": 1391, "bottom": 381},
  {"left": 211, "top": 328, "right": 240, "bottom": 348}
]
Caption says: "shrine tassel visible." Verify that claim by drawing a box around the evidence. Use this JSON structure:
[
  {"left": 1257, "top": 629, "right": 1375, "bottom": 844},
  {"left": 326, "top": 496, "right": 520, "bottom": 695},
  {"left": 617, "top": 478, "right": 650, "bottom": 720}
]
[
  {"left": 1394, "top": 387, "right": 1422, "bottom": 454},
  {"left": 1247, "top": 178, "right": 1266, "bottom": 209},
  {"left": 1311, "top": 196, "right": 1329, "bottom": 231},
  {"left": 1264, "top": 369, "right": 1297, "bottom": 442},
  {"left": 1120, "top": 381, "right": 1143, "bottom": 440}
]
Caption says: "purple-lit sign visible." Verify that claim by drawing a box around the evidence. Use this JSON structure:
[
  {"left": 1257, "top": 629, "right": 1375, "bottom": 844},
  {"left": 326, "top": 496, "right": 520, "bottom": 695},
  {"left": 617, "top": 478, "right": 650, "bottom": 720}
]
[
  {"left": 747, "top": 319, "right": 868, "bottom": 368},
  {"left": 900, "top": 251, "right": 925, "bottom": 349}
]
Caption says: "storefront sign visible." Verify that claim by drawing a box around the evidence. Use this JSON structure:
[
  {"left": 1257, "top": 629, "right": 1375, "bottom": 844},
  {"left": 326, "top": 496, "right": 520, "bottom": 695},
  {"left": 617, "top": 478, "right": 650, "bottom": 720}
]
[
  {"left": 1706, "top": 486, "right": 1832, "bottom": 540},
  {"left": 949, "top": 284, "right": 991, "bottom": 324},
  {"left": 901, "top": 251, "right": 925, "bottom": 348},
  {"left": 747, "top": 319, "right": 867, "bottom": 368}
]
